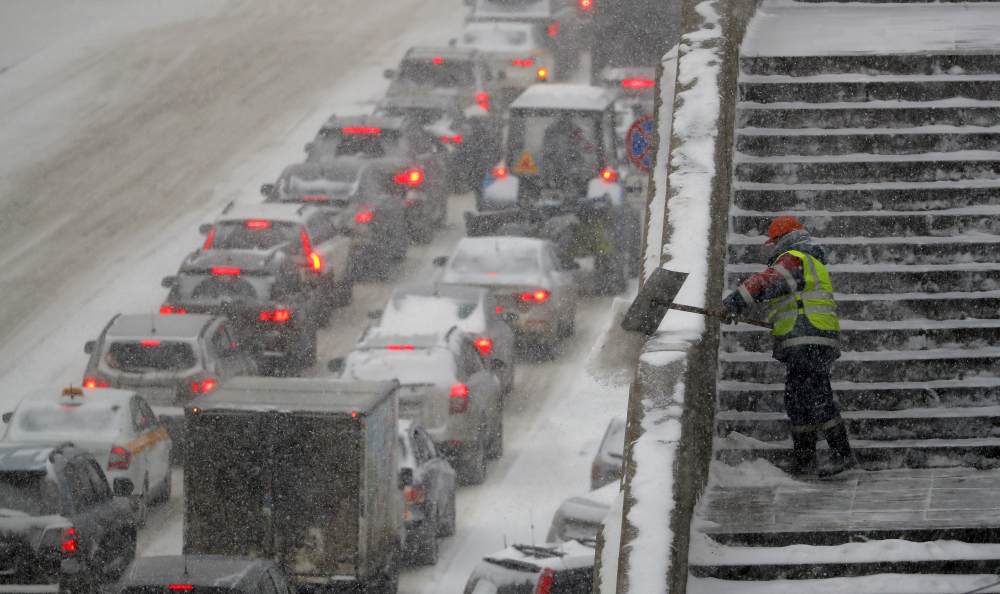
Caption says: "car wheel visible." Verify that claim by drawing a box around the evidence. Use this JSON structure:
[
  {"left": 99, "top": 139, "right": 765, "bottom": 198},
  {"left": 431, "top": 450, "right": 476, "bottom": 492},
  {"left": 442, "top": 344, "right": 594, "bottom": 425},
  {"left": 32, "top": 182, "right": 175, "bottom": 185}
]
[
  {"left": 458, "top": 439, "right": 486, "bottom": 486},
  {"left": 486, "top": 417, "right": 503, "bottom": 460},
  {"left": 412, "top": 506, "right": 439, "bottom": 566},
  {"left": 153, "top": 470, "right": 171, "bottom": 506},
  {"left": 438, "top": 492, "right": 457, "bottom": 537}
]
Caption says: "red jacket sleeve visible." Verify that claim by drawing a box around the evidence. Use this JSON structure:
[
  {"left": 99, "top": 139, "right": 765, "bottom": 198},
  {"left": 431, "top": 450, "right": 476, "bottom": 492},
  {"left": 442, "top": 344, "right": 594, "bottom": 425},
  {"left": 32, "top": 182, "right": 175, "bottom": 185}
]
[{"left": 738, "top": 253, "right": 805, "bottom": 304}]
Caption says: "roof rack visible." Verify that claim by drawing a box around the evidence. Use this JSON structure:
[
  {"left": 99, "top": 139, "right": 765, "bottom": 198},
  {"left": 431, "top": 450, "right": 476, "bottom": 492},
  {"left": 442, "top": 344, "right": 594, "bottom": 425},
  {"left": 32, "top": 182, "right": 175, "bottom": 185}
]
[{"left": 512, "top": 544, "right": 565, "bottom": 559}]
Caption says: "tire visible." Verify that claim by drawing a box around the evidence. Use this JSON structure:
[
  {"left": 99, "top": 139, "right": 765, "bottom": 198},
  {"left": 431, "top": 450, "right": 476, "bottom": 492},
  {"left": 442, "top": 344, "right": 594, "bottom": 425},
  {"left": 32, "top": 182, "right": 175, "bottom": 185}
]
[
  {"left": 438, "top": 492, "right": 457, "bottom": 537},
  {"left": 458, "top": 439, "right": 487, "bottom": 486},
  {"left": 412, "top": 507, "right": 439, "bottom": 566},
  {"left": 152, "top": 470, "right": 171, "bottom": 506},
  {"left": 486, "top": 417, "right": 503, "bottom": 460}
]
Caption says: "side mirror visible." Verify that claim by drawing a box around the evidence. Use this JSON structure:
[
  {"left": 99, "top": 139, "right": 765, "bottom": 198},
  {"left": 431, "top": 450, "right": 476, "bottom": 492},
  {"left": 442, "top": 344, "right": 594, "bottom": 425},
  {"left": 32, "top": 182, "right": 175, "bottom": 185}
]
[
  {"left": 84, "top": 341, "right": 96, "bottom": 355},
  {"left": 432, "top": 256, "right": 448, "bottom": 267},
  {"left": 161, "top": 276, "right": 177, "bottom": 289},
  {"left": 2, "top": 412, "right": 12, "bottom": 423},
  {"left": 383, "top": 69, "right": 397, "bottom": 80},
  {"left": 504, "top": 312, "right": 519, "bottom": 324},
  {"left": 113, "top": 477, "right": 134, "bottom": 497},
  {"left": 367, "top": 309, "right": 383, "bottom": 320},
  {"left": 398, "top": 467, "right": 413, "bottom": 489},
  {"left": 304, "top": 142, "right": 314, "bottom": 153},
  {"left": 327, "top": 358, "right": 345, "bottom": 374},
  {"left": 260, "top": 183, "right": 275, "bottom": 197},
  {"left": 449, "top": 38, "right": 457, "bottom": 47},
  {"left": 198, "top": 223, "right": 213, "bottom": 235}
]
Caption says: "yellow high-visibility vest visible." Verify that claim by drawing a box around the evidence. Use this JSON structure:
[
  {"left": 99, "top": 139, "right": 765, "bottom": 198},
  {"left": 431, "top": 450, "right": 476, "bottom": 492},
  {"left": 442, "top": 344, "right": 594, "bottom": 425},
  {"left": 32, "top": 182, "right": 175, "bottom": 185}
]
[{"left": 767, "top": 250, "right": 840, "bottom": 349}]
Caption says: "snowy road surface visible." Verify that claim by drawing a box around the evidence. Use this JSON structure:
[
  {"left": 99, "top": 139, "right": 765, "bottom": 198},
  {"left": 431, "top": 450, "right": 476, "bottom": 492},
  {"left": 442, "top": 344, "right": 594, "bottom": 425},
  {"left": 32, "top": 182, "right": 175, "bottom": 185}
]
[{"left": 0, "top": 1, "right": 629, "bottom": 592}]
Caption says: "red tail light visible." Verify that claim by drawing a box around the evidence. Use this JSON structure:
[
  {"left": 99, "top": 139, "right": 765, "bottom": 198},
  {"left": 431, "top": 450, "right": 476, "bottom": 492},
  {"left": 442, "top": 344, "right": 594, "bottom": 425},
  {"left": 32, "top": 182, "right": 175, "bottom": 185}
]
[
  {"left": 190, "top": 379, "right": 216, "bottom": 394},
  {"left": 246, "top": 220, "right": 270, "bottom": 228},
  {"left": 160, "top": 306, "right": 186, "bottom": 315},
  {"left": 476, "top": 92, "right": 489, "bottom": 102},
  {"left": 474, "top": 338, "right": 492, "bottom": 356},
  {"left": 579, "top": 0, "right": 592, "bottom": 9},
  {"left": 622, "top": 78, "right": 655, "bottom": 88},
  {"left": 394, "top": 169, "right": 423, "bottom": 186},
  {"left": 259, "top": 309, "right": 291, "bottom": 322},
  {"left": 452, "top": 135, "right": 463, "bottom": 144},
  {"left": 548, "top": 22, "right": 561, "bottom": 37},
  {"left": 493, "top": 167, "right": 507, "bottom": 178},
  {"left": 108, "top": 447, "right": 132, "bottom": 471},
  {"left": 169, "top": 587, "right": 194, "bottom": 591},
  {"left": 356, "top": 211, "right": 373, "bottom": 223},
  {"left": 62, "top": 528, "right": 77, "bottom": 552},
  {"left": 403, "top": 484, "right": 426, "bottom": 505},
  {"left": 212, "top": 267, "right": 240, "bottom": 275},
  {"left": 302, "top": 195, "right": 328, "bottom": 201},
  {"left": 342, "top": 127, "right": 380, "bottom": 134},
  {"left": 140, "top": 340, "right": 161, "bottom": 346},
  {"left": 203, "top": 225, "right": 215, "bottom": 249},
  {"left": 601, "top": 169, "right": 617, "bottom": 181},
  {"left": 432, "top": 57, "right": 444, "bottom": 64},
  {"left": 478, "top": 102, "right": 489, "bottom": 111},
  {"left": 519, "top": 290, "right": 549, "bottom": 303},
  {"left": 83, "top": 379, "right": 98, "bottom": 389},
  {"left": 535, "top": 568, "right": 555, "bottom": 594},
  {"left": 387, "top": 345, "right": 415, "bottom": 350},
  {"left": 450, "top": 383, "right": 469, "bottom": 413}
]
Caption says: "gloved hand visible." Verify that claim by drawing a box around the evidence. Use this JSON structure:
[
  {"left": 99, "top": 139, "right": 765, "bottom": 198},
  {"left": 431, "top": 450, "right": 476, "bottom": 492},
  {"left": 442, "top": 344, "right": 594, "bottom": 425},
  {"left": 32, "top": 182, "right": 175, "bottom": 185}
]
[{"left": 722, "top": 290, "right": 749, "bottom": 319}]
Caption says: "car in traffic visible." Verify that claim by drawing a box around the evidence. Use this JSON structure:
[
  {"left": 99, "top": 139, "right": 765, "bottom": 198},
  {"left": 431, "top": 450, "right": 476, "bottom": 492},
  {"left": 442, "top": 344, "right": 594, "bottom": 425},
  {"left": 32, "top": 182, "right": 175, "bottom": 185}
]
[
  {"left": 119, "top": 556, "right": 293, "bottom": 594},
  {"left": 197, "top": 202, "right": 353, "bottom": 310},
  {"left": 333, "top": 327, "right": 503, "bottom": 485},
  {"left": 0, "top": 441, "right": 139, "bottom": 593},
  {"left": 160, "top": 248, "right": 321, "bottom": 375},
  {"left": 398, "top": 419, "right": 457, "bottom": 566},
  {"left": 462, "top": 539, "right": 595, "bottom": 594},
  {"left": 596, "top": 66, "right": 655, "bottom": 149},
  {"left": 370, "top": 285, "right": 516, "bottom": 393},
  {"left": 385, "top": 47, "right": 499, "bottom": 113},
  {"left": 436, "top": 237, "right": 577, "bottom": 348},
  {"left": 263, "top": 160, "right": 409, "bottom": 277},
  {"left": 373, "top": 94, "right": 501, "bottom": 194},
  {"left": 304, "top": 115, "right": 449, "bottom": 243},
  {"left": 546, "top": 481, "right": 618, "bottom": 543},
  {"left": 591, "top": 416, "right": 625, "bottom": 490},
  {"left": 1, "top": 387, "right": 172, "bottom": 509},
  {"left": 467, "top": 84, "right": 642, "bottom": 294},
  {"left": 456, "top": 20, "right": 556, "bottom": 99}
]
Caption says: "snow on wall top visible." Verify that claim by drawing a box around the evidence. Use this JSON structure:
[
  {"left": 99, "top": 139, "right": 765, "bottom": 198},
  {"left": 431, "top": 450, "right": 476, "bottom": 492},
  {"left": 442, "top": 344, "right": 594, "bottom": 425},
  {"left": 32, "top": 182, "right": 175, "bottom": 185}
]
[{"left": 743, "top": 0, "right": 1000, "bottom": 57}]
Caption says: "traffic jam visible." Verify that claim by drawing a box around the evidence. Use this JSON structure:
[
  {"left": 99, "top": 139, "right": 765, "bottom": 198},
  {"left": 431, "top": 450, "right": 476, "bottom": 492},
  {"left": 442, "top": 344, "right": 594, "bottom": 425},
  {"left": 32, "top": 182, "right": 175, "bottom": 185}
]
[{"left": 0, "top": 0, "right": 660, "bottom": 593}]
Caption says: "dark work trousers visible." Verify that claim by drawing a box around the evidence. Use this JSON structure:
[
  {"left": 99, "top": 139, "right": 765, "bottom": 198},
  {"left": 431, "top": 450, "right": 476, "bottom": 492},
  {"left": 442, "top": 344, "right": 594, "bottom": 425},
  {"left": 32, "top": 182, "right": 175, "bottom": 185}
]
[{"left": 780, "top": 344, "right": 840, "bottom": 429}]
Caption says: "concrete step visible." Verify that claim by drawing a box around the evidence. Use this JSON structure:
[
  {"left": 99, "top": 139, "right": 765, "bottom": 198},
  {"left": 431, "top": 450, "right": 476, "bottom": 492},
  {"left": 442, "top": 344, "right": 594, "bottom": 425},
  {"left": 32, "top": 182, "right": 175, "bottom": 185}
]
[
  {"left": 736, "top": 129, "right": 1000, "bottom": 157},
  {"left": 721, "top": 319, "right": 1000, "bottom": 355},
  {"left": 740, "top": 74, "right": 1000, "bottom": 104},
  {"left": 688, "top": 574, "right": 1000, "bottom": 594},
  {"left": 738, "top": 100, "right": 1000, "bottom": 130},
  {"left": 734, "top": 152, "right": 1000, "bottom": 185},
  {"left": 727, "top": 235, "right": 1000, "bottom": 266},
  {"left": 740, "top": 55, "right": 1000, "bottom": 78},
  {"left": 718, "top": 376, "right": 1000, "bottom": 413},
  {"left": 731, "top": 206, "right": 1000, "bottom": 239},
  {"left": 726, "top": 263, "right": 1000, "bottom": 295},
  {"left": 715, "top": 406, "right": 1000, "bottom": 442},
  {"left": 732, "top": 181, "right": 1000, "bottom": 212},
  {"left": 834, "top": 291, "right": 1000, "bottom": 322}
]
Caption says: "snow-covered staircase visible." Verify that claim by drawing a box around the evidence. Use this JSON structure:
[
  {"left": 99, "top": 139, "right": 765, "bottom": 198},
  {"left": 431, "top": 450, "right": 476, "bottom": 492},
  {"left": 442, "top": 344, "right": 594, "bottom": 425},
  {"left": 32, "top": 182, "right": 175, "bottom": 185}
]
[{"left": 691, "top": 0, "right": 1000, "bottom": 592}]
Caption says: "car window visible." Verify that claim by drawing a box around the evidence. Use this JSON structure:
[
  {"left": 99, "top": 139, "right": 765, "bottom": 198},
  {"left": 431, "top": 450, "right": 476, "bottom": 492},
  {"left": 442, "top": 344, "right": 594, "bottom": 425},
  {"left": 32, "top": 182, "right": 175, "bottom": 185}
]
[
  {"left": 457, "top": 341, "right": 484, "bottom": 380},
  {"left": 106, "top": 341, "right": 198, "bottom": 372},
  {"left": 208, "top": 221, "right": 302, "bottom": 251},
  {"left": 307, "top": 213, "right": 340, "bottom": 244},
  {"left": 0, "top": 471, "right": 63, "bottom": 516},
  {"left": 550, "top": 567, "right": 593, "bottom": 594},
  {"left": 136, "top": 398, "right": 157, "bottom": 430},
  {"left": 398, "top": 435, "right": 409, "bottom": 460},
  {"left": 416, "top": 427, "right": 438, "bottom": 460},
  {"left": 64, "top": 461, "right": 98, "bottom": 512},
  {"left": 85, "top": 460, "right": 112, "bottom": 504},
  {"left": 259, "top": 574, "right": 279, "bottom": 594},
  {"left": 211, "top": 325, "right": 236, "bottom": 358},
  {"left": 176, "top": 274, "right": 270, "bottom": 304},
  {"left": 398, "top": 59, "right": 475, "bottom": 88},
  {"left": 411, "top": 428, "right": 432, "bottom": 464},
  {"left": 269, "top": 570, "right": 291, "bottom": 594}
]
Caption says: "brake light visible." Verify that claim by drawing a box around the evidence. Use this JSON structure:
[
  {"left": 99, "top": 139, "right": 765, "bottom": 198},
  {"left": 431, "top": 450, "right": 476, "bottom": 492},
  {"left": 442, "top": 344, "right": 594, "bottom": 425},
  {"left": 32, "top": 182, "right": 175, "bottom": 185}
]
[
  {"left": 394, "top": 169, "right": 423, "bottom": 186},
  {"left": 535, "top": 568, "right": 555, "bottom": 594},
  {"left": 493, "top": 167, "right": 507, "bottom": 178},
  {"left": 159, "top": 306, "right": 186, "bottom": 314},
  {"left": 140, "top": 340, "right": 161, "bottom": 346},
  {"left": 512, "top": 59, "right": 535, "bottom": 67},
  {"left": 476, "top": 92, "right": 489, "bottom": 102},
  {"left": 190, "top": 379, "right": 216, "bottom": 394},
  {"left": 169, "top": 587, "right": 194, "bottom": 591},
  {"left": 356, "top": 211, "right": 373, "bottom": 223},
  {"left": 212, "top": 267, "right": 240, "bottom": 275},
  {"left": 203, "top": 225, "right": 215, "bottom": 249},
  {"left": 108, "top": 447, "right": 132, "bottom": 471},
  {"left": 548, "top": 22, "right": 561, "bottom": 37},
  {"left": 622, "top": 78, "right": 655, "bottom": 88},
  {"left": 496, "top": 306, "right": 502, "bottom": 313},
  {"left": 601, "top": 169, "right": 617, "bottom": 181},
  {"left": 246, "top": 220, "right": 270, "bottom": 228},
  {"left": 309, "top": 252, "right": 322, "bottom": 271},
  {"left": 432, "top": 57, "right": 444, "bottom": 64},
  {"left": 519, "top": 290, "right": 549, "bottom": 303},
  {"left": 579, "top": 0, "right": 592, "bottom": 9},
  {"left": 387, "top": 345, "right": 415, "bottom": 350},
  {"left": 342, "top": 127, "right": 380, "bottom": 134},
  {"left": 479, "top": 102, "right": 489, "bottom": 111},
  {"left": 537, "top": 68, "right": 548, "bottom": 81},
  {"left": 83, "top": 379, "right": 98, "bottom": 389},
  {"left": 259, "top": 309, "right": 291, "bottom": 322},
  {"left": 474, "top": 338, "right": 492, "bottom": 356},
  {"left": 302, "top": 195, "right": 328, "bottom": 201},
  {"left": 403, "top": 485, "right": 426, "bottom": 505},
  {"left": 450, "top": 383, "right": 469, "bottom": 413},
  {"left": 442, "top": 135, "right": 463, "bottom": 144},
  {"left": 62, "top": 528, "right": 77, "bottom": 552}
]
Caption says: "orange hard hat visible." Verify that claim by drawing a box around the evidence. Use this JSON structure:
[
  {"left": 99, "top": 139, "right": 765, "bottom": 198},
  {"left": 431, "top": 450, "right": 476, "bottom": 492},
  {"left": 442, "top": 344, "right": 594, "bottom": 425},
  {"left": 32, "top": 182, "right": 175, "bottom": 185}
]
[{"left": 764, "top": 216, "right": 804, "bottom": 245}]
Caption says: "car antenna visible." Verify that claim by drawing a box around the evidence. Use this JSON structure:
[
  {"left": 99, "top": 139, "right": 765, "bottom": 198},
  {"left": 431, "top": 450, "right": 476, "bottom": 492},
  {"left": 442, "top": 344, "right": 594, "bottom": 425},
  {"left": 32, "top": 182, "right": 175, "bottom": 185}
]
[
  {"left": 151, "top": 311, "right": 156, "bottom": 334},
  {"left": 184, "top": 555, "right": 189, "bottom": 576},
  {"left": 530, "top": 509, "right": 535, "bottom": 550}
]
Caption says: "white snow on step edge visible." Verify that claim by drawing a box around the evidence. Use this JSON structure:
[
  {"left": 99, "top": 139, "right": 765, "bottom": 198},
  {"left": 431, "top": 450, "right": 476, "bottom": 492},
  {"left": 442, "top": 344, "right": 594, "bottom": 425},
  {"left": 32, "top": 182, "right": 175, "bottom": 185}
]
[
  {"left": 732, "top": 204, "right": 1000, "bottom": 217},
  {"left": 739, "top": 125, "right": 1000, "bottom": 136},
  {"left": 742, "top": 0, "right": 1000, "bottom": 58},
  {"left": 688, "top": 574, "right": 1000, "bottom": 594},
  {"left": 724, "top": 317, "right": 1000, "bottom": 331},
  {"left": 718, "top": 376, "right": 1000, "bottom": 391},
  {"left": 728, "top": 234, "right": 1000, "bottom": 246},
  {"left": 739, "top": 98, "right": 1000, "bottom": 111},
  {"left": 729, "top": 261, "right": 1000, "bottom": 273},
  {"left": 714, "top": 435, "right": 1000, "bottom": 451},
  {"left": 734, "top": 178, "right": 1000, "bottom": 190},
  {"left": 717, "top": 405, "right": 1000, "bottom": 421},
  {"left": 837, "top": 289, "right": 1000, "bottom": 302},
  {"left": 735, "top": 149, "right": 1000, "bottom": 163},
  {"left": 742, "top": 73, "right": 1000, "bottom": 84},
  {"left": 721, "top": 346, "right": 1000, "bottom": 362}
]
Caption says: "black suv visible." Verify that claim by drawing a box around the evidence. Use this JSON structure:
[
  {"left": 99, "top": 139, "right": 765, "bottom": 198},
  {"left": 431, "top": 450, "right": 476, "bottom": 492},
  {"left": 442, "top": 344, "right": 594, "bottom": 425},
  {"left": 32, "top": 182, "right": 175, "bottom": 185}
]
[
  {"left": 161, "top": 248, "right": 320, "bottom": 376},
  {"left": 119, "top": 555, "right": 292, "bottom": 594},
  {"left": 0, "top": 441, "right": 138, "bottom": 593}
]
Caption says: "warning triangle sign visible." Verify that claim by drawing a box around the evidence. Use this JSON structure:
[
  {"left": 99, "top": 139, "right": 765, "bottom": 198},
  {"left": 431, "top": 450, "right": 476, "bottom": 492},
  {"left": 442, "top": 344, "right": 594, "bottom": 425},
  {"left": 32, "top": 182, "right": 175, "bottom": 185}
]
[{"left": 514, "top": 151, "right": 538, "bottom": 174}]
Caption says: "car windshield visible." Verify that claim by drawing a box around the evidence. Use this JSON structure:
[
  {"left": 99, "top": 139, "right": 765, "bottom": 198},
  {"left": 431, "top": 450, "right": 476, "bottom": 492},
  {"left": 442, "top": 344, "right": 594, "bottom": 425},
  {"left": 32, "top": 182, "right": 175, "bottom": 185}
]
[
  {"left": 105, "top": 341, "right": 198, "bottom": 372},
  {"left": 0, "top": 472, "right": 63, "bottom": 517},
  {"left": 309, "top": 129, "right": 403, "bottom": 159},
  {"left": 344, "top": 349, "right": 457, "bottom": 386},
  {"left": 10, "top": 402, "right": 121, "bottom": 441},
  {"left": 460, "top": 25, "right": 532, "bottom": 50},
  {"left": 277, "top": 165, "right": 359, "bottom": 202},
  {"left": 398, "top": 59, "right": 475, "bottom": 88},
  {"left": 173, "top": 273, "right": 275, "bottom": 306},
  {"left": 208, "top": 221, "right": 301, "bottom": 251}
]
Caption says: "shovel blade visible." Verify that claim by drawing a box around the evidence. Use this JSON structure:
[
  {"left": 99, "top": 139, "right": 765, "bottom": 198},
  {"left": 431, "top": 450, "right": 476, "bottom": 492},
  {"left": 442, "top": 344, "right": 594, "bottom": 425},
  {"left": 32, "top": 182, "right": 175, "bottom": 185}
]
[{"left": 621, "top": 268, "right": 689, "bottom": 335}]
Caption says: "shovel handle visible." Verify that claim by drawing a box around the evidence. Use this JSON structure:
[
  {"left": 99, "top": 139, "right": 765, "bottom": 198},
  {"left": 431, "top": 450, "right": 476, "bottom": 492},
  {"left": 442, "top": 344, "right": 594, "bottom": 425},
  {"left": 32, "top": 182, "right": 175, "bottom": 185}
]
[{"left": 665, "top": 302, "right": 773, "bottom": 329}]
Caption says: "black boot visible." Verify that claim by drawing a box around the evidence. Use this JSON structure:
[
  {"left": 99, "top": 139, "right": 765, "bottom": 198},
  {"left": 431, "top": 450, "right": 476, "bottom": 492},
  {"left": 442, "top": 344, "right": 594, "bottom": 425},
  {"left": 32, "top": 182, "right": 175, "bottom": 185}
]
[
  {"left": 789, "top": 431, "right": 818, "bottom": 476},
  {"left": 820, "top": 423, "right": 857, "bottom": 478}
]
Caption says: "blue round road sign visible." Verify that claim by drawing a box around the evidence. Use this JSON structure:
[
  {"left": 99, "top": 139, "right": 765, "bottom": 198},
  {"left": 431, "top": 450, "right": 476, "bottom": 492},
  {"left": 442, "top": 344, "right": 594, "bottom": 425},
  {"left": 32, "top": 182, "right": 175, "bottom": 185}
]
[{"left": 626, "top": 115, "right": 655, "bottom": 172}]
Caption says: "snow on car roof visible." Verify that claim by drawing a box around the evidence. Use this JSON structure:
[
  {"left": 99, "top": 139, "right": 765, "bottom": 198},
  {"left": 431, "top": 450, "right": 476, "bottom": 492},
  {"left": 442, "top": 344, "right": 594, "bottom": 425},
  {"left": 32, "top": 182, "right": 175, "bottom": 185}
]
[
  {"left": 458, "top": 21, "right": 536, "bottom": 51},
  {"left": 554, "top": 482, "right": 620, "bottom": 525},
  {"left": 123, "top": 555, "right": 268, "bottom": 587},
  {"left": 441, "top": 236, "right": 549, "bottom": 287},
  {"left": 217, "top": 203, "right": 314, "bottom": 224},
  {"left": 22, "top": 387, "right": 135, "bottom": 405},
  {"left": 406, "top": 46, "right": 478, "bottom": 61},
  {"left": 377, "top": 294, "right": 487, "bottom": 336},
  {"left": 107, "top": 314, "right": 215, "bottom": 340},
  {"left": 344, "top": 347, "right": 458, "bottom": 387},
  {"left": 473, "top": 0, "right": 552, "bottom": 19},
  {"left": 196, "top": 378, "right": 397, "bottom": 414},
  {"left": 483, "top": 539, "right": 596, "bottom": 571},
  {"left": 510, "top": 84, "right": 615, "bottom": 112}
]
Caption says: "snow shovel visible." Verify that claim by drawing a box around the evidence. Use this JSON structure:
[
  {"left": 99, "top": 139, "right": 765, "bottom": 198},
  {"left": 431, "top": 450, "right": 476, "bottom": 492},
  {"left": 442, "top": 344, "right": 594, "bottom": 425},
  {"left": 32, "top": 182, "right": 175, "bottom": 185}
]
[{"left": 621, "top": 268, "right": 773, "bottom": 335}]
